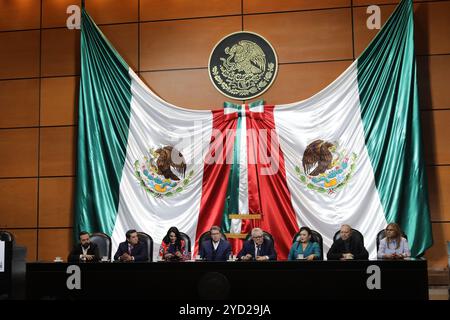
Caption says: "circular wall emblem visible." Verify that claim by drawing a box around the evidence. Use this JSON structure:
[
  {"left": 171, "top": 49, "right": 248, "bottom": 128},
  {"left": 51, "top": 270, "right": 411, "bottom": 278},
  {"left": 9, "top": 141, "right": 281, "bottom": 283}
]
[{"left": 208, "top": 31, "right": 278, "bottom": 100}]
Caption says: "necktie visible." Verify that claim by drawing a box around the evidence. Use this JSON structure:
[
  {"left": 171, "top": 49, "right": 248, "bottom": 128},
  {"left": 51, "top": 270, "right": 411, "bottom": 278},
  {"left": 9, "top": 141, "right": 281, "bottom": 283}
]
[
  {"left": 212, "top": 242, "right": 218, "bottom": 260},
  {"left": 257, "top": 245, "right": 261, "bottom": 257}
]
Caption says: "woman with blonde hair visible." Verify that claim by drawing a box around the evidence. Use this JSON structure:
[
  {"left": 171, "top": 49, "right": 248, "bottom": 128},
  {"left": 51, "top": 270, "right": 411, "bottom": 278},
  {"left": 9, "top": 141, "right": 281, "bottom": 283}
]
[{"left": 377, "top": 223, "right": 410, "bottom": 259}]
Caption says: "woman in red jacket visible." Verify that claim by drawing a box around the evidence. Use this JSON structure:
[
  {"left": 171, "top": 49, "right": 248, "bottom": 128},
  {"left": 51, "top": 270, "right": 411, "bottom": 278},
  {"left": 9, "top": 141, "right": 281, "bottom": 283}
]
[{"left": 158, "top": 226, "right": 190, "bottom": 261}]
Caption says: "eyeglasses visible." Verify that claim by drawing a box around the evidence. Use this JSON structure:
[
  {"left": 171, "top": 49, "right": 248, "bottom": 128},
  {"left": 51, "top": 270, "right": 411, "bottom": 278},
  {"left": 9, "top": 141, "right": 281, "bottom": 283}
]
[{"left": 253, "top": 235, "right": 263, "bottom": 239}]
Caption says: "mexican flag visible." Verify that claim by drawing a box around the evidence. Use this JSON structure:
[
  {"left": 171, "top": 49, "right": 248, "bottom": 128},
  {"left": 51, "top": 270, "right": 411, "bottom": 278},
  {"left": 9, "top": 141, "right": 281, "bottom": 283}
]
[{"left": 75, "top": 0, "right": 432, "bottom": 260}]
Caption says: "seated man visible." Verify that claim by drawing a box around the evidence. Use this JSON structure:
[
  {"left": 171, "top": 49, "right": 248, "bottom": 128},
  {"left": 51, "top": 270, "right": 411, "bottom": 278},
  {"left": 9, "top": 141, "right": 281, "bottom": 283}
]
[
  {"left": 199, "top": 226, "right": 232, "bottom": 261},
  {"left": 237, "top": 228, "right": 277, "bottom": 261},
  {"left": 68, "top": 231, "right": 100, "bottom": 263},
  {"left": 327, "top": 224, "right": 369, "bottom": 260},
  {"left": 114, "top": 229, "right": 148, "bottom": 262}
]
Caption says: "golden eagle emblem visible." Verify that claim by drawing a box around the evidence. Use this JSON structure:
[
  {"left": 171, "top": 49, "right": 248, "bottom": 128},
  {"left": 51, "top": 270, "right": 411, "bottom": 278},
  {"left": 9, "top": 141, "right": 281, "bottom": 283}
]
[
  {"left": 296, "top": 140, "right": 357, "bottom": 195},
  {"left": 302, "top": 140, "right": 335, "bottom": 176},
  {"left": 155, "top": 146, "right": 186, "bottom": 181},
  {"left": 209, "top": 31, "right": 277, "bottom": 100},
  {"left": 134, "top": 146, "right": 193, "bottom": 198}
]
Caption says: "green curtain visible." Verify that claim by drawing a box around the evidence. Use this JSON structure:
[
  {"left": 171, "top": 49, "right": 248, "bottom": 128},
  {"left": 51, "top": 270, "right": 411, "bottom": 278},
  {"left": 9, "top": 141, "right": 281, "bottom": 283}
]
[
  {"left": 74, "top": 9, "right": 132, "bottom": 240},
  {"left": 357, "top": 0, "right": 432, "bottom": 256}
]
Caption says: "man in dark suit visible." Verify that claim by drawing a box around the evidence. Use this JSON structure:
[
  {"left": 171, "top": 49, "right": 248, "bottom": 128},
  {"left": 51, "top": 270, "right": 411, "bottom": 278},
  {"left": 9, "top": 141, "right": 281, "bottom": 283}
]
[
  {"left": 114, "top": 229, "right": 148, "bottom": 262},
  {"left": 327, "top": 224, "right": 369, "bottom": 260},
  {"left": 199, "top": 226, "right": 232, "bottom": 261},
  {"left": 237, "top": 228, "right": 277, "bottom": 261},
  {"left": 68, "top": 231, "right": 100, "bottom": 263}
]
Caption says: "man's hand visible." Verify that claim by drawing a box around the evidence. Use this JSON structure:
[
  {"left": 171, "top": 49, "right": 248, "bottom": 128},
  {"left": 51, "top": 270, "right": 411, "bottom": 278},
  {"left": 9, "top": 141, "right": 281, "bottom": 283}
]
[
  {"left": 86, "top": 255, "right": 95, "bottom": 261},
  {"left": 256, "top": 256, "right": 268, "bottom": 261},
  {"left": 121, "top": 253, "right": 132, "bottom": 262},
  {"left": 241, "top": 254, "right": 253, "bottom": 261}
]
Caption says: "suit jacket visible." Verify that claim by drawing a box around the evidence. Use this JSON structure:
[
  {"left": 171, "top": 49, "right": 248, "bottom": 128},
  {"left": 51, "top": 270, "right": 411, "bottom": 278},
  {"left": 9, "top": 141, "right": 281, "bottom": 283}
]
[
  {"left": 199, "top": 239, "right": 232, "bottom": 261},
  {"left": 114, "top": 241, "right": 148, "bottom": 262},
  {"left": 237, "top": 239, "right": 277, "bottom": 261},
  {"left": 68, "top": 242, "right": 100, "bottom": 263},
  {"left": 288, "top": 241, "right": 321, "bottom": 260},
  {"left": 327, "top": 236, "right": 369, "bottom": 260}
]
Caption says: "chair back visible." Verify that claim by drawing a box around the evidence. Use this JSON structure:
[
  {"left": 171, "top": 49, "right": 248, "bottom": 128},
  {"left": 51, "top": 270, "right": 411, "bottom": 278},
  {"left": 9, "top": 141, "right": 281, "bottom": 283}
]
[
  {"left": 199, "top": 231, "right": 228, "bottom": 244},
  {"left": 179, "top": 232, "right": 192, "bottom": 256},
  {"left": 333, "top": 228, "right": 364, "bottom": 243},
  {"left": 0, "top": 230, "right": 14, "bottom": 243},
  {"left": 245, "top": 231, "right": 274, "bottom": 247},
  {"left": 137, "top": 232, "right": 153, "bottom": 262},
  {"left": 90, "top": 232, "right": 112, "bottom": 260}
]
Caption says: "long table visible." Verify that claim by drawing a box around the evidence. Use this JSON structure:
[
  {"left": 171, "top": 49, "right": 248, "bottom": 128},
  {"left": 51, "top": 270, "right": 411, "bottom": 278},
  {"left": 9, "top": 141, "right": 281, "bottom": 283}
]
[{"left": 26, "top": 259, "right": 428, "bottom": 300}]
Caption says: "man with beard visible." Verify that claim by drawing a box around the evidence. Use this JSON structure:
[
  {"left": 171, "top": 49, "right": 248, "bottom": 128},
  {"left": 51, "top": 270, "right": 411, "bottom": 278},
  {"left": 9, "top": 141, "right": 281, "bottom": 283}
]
[{"left": 68, "top": 231, "right": 100, "bottom": 263}]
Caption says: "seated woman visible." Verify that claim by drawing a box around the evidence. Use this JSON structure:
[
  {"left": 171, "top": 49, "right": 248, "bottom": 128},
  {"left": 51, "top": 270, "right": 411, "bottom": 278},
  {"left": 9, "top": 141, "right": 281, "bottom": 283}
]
[
  {"left": 158, "top": 226, "right": 190, "bottom": 261},
  {"left": 377, "top": 223, "right": 410, "bottom": 259},
  {"left": 288, "top": 227, "right": 321, "bottom": 261}
]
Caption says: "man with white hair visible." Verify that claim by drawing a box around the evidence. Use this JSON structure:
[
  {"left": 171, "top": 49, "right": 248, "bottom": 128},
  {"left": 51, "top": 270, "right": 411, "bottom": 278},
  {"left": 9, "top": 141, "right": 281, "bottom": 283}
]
[{"left": 237, "top": 228, "right": 277, "bottom": 261}]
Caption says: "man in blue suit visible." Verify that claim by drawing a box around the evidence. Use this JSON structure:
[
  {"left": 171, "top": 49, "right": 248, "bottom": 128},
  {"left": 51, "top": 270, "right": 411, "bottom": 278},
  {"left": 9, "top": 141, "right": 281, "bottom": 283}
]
[
  {"left": 199, "top": 226, "right": 232, "bottom": 261},
  {"left": 237, "top": 228, "right": 277, "bottom": 261},
  {"left": 114, "top": 229, "right": 148, "bottom": 262}
]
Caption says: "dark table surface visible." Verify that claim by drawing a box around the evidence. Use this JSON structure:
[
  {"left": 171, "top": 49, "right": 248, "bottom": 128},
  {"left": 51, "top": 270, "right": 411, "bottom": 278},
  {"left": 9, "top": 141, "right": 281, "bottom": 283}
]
[{"left": 26, "top": 259, "right": 428, "bottom": 300}]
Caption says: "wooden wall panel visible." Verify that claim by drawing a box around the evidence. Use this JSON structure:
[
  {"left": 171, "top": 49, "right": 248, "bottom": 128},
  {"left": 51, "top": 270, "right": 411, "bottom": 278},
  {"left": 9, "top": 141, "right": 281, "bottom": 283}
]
[
  {"left": 0, "top": 79, "right": 39, "bottom": 128},
  {"left": 140, "top": 70, "right": 240, "bottom": 109},
  {"left": 0, "top": 128, "right": 38, "bottom": 177},
  {"left": 355, "top": 2, "right": 450, "bottom": 56},
  {"left": 0, "top": 178, "right": 37, "bottom": 228},
  {"left": 244, "top": 9, "right": 353, "bottom": 63},
  {"left": 41, "top": 28, "right": 80, "bottom": 77},
  {"left": 251, "top": 61, "right": 353, "bottom": 105},
  {"left": 414, "top": 2, "right": 450, "bottom": 55},
  {"left": 353, "top": 0, "right": 400, "bottom": 5},
  {"left": 40, "top": 77, "right": 78, "bottom": 126},
  {"left": 427, "top": 166, "right": 450, "bottom": 222},
  {"left": 140, "top": 16, "right": 241, "bottom": 71},
  {"left": 38, "top": 228, "right": 72, "bottom": 261},
  {"left": 425, "top": 223, "right": 450, "bottom": 269},
  {"left": 85, "top": 0, "right": 138, "bottom": 25},
  {"left": 141, "top": 0, "right": 241, "bottom": 21},
  {"left": 43, "top": 0, "right": 137, "bottom": 27},
  {"left": 421, "top": 110, "right": 450, "bottom": 165},
  {"left": 39, "top": 177, "right": 74, "bottom": 228},
  {"left": 3, "top": 229, "right": 37, "bottom": 261},
  {"left": 417, "top": 55, "right": 450, "bottom": 110},
  {"left": 39, "top": 127, "right": 76, "bottom": 176},
  {"left": 0, "top": 30, "right": 40, "bottom": 79},
  {"left": 0, "top": 0, "right": 41, "bottom": 31},
  {"left": 100, "top": 23, "right": 138, "bottom": 71},
  {"left": 352, "top": 5, "right": 395, "bottom": 57},
  {"left": 42, "top": 0, "right": 81, "bottom": 28},
  {"left": 244, "top": 0, "right": 350, "bottom": 14},
  {"left": 353, "top": 0, "right": 434, "bottom": 5}
]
